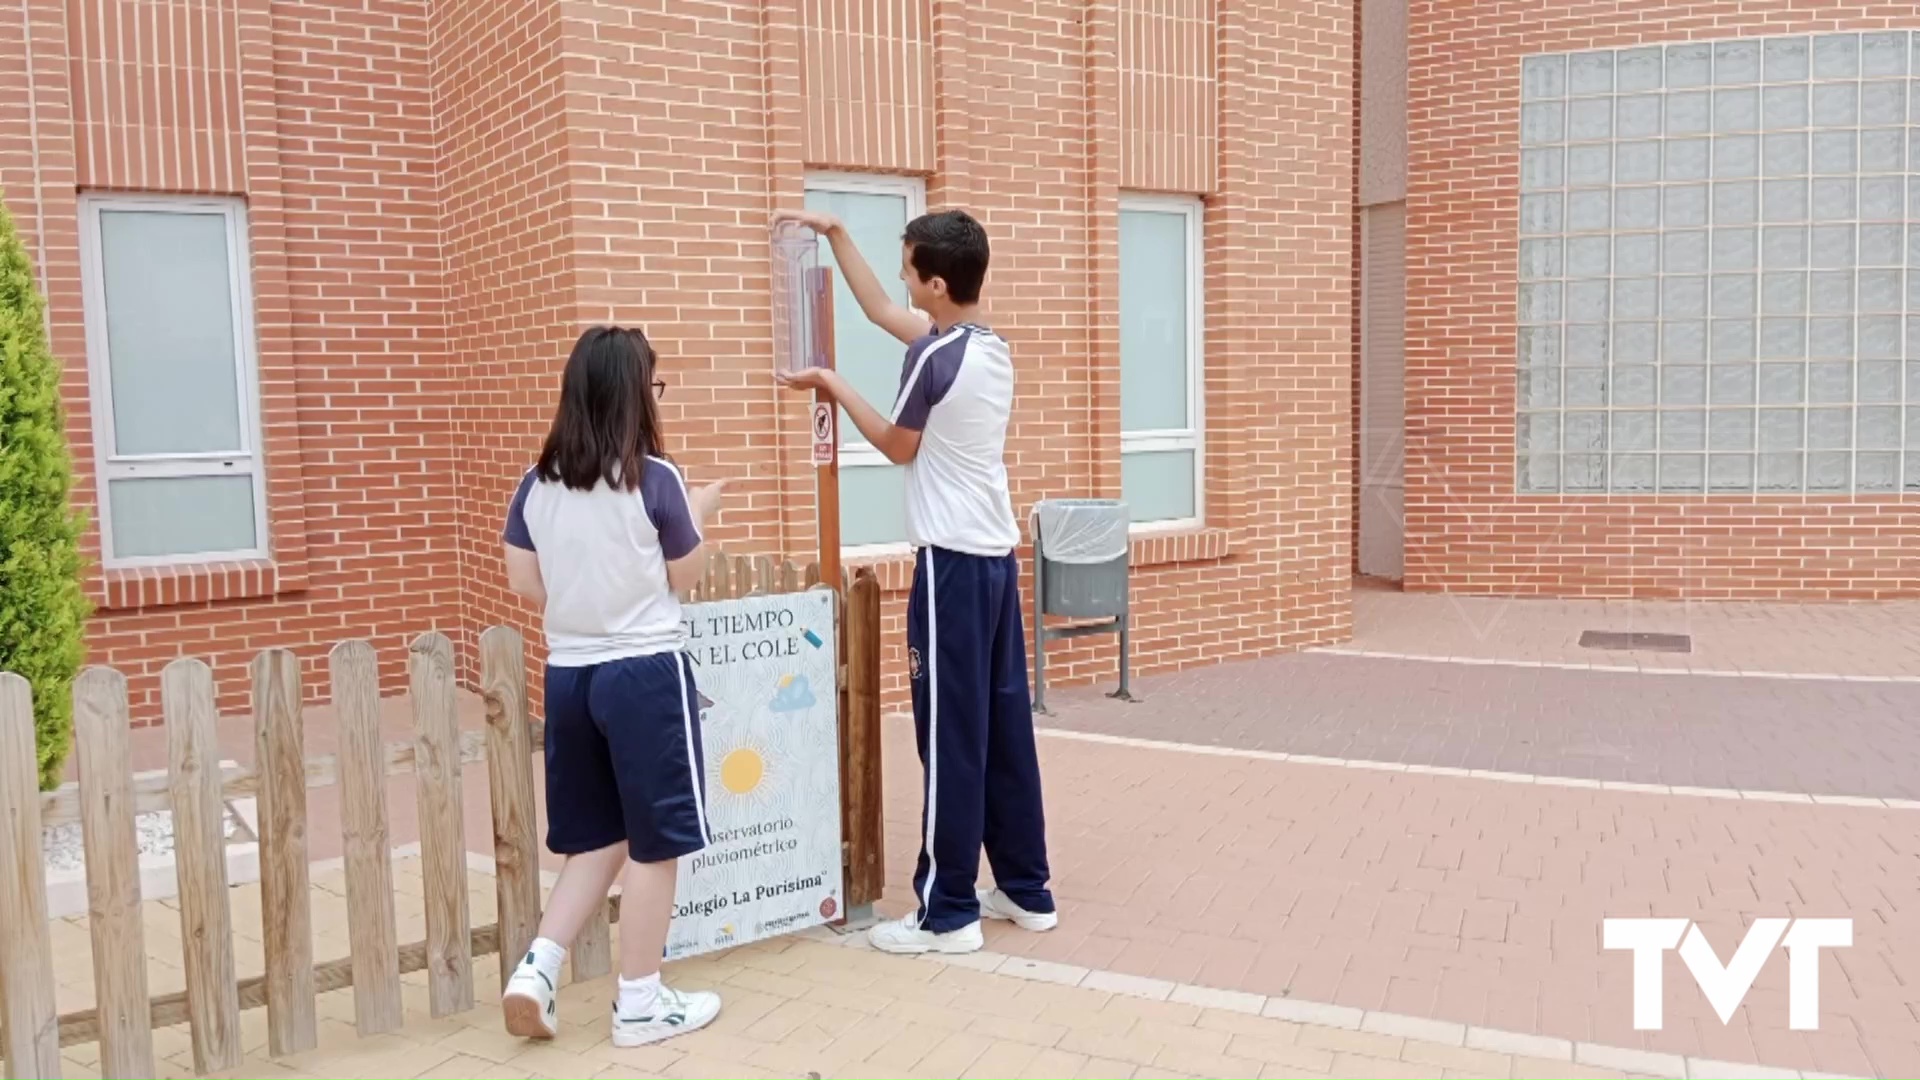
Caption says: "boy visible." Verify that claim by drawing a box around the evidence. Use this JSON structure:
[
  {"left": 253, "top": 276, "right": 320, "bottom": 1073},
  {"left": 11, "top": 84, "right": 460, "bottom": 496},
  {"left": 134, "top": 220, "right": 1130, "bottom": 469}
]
[{"left": 775, "top": 207, "right": 1057, "bottom": 955}]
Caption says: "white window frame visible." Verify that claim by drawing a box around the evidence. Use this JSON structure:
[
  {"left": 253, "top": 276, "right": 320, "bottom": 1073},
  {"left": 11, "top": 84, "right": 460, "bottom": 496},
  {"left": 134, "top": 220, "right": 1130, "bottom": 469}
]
[
  {"left": 78, "top": 194, "right": 269, "bottom": 568},
  {"left": 1118, "top": 193, "right": 1206, "bottom": 532},
  {"left": 803, "top": 171, "right": 928, "bottom": 556}
]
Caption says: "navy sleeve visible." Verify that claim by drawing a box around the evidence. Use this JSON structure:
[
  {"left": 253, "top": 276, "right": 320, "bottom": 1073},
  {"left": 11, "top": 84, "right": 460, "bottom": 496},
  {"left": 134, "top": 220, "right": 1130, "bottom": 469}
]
[
  {"left": 891, "top": 329, "right": 969, "bottom": 432},
  {"left": 643, "top": 459, "right": 703, "bottom": 562},
  {"left": 502, "top": 469, "right": 537, "bottom": 551}
]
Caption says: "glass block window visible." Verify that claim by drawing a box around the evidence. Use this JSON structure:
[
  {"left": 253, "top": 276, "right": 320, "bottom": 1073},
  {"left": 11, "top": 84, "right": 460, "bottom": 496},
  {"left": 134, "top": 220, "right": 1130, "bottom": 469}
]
[{"left": 1516, "top": 32, "right": 1920, "bottom": 495}]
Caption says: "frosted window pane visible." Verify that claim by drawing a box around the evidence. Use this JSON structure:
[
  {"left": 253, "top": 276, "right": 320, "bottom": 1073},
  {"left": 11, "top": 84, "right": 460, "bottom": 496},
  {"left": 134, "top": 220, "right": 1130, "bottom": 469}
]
[
  {"left": 1119, "top": 208, "right": 1192, "bottom": 432},
  {"left": 1713, "top": 89, "right": 1759, "bottom": 132},
  {"left": 1519, "top": 239, "right": 1563, "bottom": 279},
  {"left": 1665, "top": 139, "right": 1711, "bottom": 180},
  {"left": 98, "top": 210, "right": 244, "bottom": 456},
  {"left": 1861, "top": 32, "right": 1908, "bottom": 77},
  {"left": 1812, "top": 34, "right": 1860, "bottom": 78},
  {"left": 1668, "top": 43, "right": 1711, "bottom": 88},
  {"left": 1762, "top": 134, "right": 1808, "bottom": 177},
  {"left": 1762, "top": 179, "right": 1809, "bottom": 223},
  {"left": 1811, "top": 84, "right": 1858, "bottom": 127},
  {"left": 1615, "top": 142, "right": 1662, "bottom": 183},
  {"left": 1618, "top": 96, "right": 1664, "bottom": 138},
  {"left": 1570, "top": 144, "right": 1615, "bottom": 184},
  {"left": 840, "top": 465, "right": 907, "bottom": 546},
  {"left": 1569, "top": 98, "right": 1613, "bottom": 140},
  {"left": 1715, "top": 40, "right": 1762, "bottom": 84},
  {"left": 107, "top": 476, "right": 256, "bottom": 559},
  {"left": 1618, "top": 47, "right": 1664, "bottom": 92},
  {"left": 1522, "top": 149, "right": 1566, "bottom": 190},
  {"left": 1665, "top": 185, "right": 1709, "bottom": 228},
  {"left": 1811, "top": 132, "right": 1858, "bottom": 175},
  {"left": 1121, "top": 451, "right": 1197, "bottom": 524},
  {"left": 1861, "top": 81, "right": 1906, "bottom": 125},
  {"left": 1713, "top": 228, "right": 1759, "bottom": 270},
  {"left": 1569, "top": 51, "right": 1614, "bottom": 95},
  {"left": 1523, "top": 56, "right": 1568, "bottom": 99},
  {"left": 1764, "top": 37, "right": 1811, "bottom": 82},
  {"left": 1568, "top": 190, "right": 1612, "bottom": 231},
  {"left": 1665, "top": 92, "right": 1710, "bottom": 135},
  {"left": 1522, "top": 103, "right": 1565, "bottom": 145},
  {"left": 1712, "top": 182, "right": 1758, "bottom": 225},
  {"left": 1762, "top": 86, "right": 1808, "bottom": 130},
  {"left": 1714, "top": 135, "right": 1759, "bottom": 178},
  {"left": 1665, "top": 230, "right": 1709, "bottom": 272},
  {"left": 1567, "top": 236, "right": 1611, "bottom": 276}
]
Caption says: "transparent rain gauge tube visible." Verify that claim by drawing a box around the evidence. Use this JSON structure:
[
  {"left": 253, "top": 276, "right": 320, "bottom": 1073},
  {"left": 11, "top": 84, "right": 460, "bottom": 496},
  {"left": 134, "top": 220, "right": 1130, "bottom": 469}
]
[{"left": 771, "top": 220, "right": 822, "bottom": 374}]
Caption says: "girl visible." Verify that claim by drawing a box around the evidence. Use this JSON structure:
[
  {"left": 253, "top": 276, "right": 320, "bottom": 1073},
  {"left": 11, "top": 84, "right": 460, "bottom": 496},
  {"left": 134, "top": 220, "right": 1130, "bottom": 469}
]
[{"left": 498, "top": 326, "right": 728, "bottom": 1046}]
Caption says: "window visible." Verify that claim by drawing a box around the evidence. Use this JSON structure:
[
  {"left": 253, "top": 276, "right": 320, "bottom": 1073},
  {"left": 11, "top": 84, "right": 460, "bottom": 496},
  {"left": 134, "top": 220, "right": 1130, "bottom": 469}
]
[
  {"left": 1516, "top": 32, "right": 1920, "bottom": 495},
  {"left": 80, "top": 196, "right": 267, "bottom": 565},
  {"left": 804, "top": 173, "right": 926, "bottom": 550},
  {"left": 1119, "top": 195, "right": 1205, "bottom": 526}
]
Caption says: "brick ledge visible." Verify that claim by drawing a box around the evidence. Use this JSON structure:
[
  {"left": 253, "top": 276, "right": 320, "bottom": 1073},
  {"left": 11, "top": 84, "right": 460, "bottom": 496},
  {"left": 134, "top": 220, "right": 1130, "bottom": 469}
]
[
  {"left": 844, "top": 527, "right": 1234, "bottom": 593},
  {"left": 99, "top": 559, "right": 305, "bottom": 611}
]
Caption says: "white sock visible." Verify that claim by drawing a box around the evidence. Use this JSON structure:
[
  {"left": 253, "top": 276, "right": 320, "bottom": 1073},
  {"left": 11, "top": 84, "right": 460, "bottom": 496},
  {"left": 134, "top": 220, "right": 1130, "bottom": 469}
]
[
  {"left": 616, "top": 973, "right": 662, "bottom": 1017},
  {"left": 526, "top": 937, "right": 566, "bottom": 987}
]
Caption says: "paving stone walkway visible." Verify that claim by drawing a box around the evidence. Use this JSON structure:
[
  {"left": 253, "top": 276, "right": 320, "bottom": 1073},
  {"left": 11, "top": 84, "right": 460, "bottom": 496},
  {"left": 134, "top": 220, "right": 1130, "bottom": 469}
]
[{"left": 47, "top": 857, "right": 1693, "bottom": 1080}]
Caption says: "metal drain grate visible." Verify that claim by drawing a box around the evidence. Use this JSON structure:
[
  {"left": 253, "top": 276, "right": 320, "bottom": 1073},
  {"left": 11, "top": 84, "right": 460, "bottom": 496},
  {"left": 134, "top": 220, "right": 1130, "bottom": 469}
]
[{"left": 1578, "top": 630, "right": 1693, "bottom": 654}]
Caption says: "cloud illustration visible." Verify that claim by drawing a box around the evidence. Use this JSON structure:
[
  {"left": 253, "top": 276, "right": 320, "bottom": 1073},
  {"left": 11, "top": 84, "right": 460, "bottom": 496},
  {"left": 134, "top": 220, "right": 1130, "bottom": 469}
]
[{"left": 768, "top": 675, "right": 816, "bottom": 713}]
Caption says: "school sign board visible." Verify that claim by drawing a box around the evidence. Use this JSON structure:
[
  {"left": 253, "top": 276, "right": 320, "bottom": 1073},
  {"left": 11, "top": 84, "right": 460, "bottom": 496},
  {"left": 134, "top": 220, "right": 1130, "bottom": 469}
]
[{"left": 665, "top": 589, "right": 844, "bottom": 960}]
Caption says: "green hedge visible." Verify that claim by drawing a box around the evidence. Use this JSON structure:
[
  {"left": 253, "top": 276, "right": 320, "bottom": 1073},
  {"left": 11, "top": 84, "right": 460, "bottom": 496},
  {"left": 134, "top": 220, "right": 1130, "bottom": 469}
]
[{"left": 0, "top": 194, "right": 91, "bottom": 790}]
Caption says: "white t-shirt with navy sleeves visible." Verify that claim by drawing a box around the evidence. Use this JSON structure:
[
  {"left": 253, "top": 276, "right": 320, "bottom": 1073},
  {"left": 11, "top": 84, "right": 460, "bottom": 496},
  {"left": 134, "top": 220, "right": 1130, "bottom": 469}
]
[
  {"left": 502, "top": 457, "right": 699, "bottom": 667},
  {"left": 891, "top": 323, "right": 1020, "bottom": 557}
]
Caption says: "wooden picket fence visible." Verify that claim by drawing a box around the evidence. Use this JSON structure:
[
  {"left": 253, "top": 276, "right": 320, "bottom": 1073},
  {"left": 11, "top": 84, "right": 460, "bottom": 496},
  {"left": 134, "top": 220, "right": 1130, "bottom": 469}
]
[{"left": 0, "top": 556, "right": 883, "bottom": 1080}]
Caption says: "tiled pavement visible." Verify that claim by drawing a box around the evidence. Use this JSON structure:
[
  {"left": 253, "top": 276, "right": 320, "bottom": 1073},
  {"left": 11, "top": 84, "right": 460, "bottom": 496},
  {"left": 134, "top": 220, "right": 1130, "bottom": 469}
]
[
  {"left": 1040, "top": 651, "right": 1920, "bottom": 799},
  {"left": 876, "top": 730, "right": 1920, "bottom": 1079},
  {"left": 49, "top": 857, "right": 1688, "bottom": 1080},
  {"left": 1344, "top": 583, "right": 1920, "bottom": 679}
]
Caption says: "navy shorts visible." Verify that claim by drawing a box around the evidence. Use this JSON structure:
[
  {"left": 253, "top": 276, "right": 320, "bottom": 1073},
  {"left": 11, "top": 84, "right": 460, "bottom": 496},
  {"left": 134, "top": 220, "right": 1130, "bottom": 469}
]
[{"left": 543, "top": 652, "right": 710, "bottom": 864}]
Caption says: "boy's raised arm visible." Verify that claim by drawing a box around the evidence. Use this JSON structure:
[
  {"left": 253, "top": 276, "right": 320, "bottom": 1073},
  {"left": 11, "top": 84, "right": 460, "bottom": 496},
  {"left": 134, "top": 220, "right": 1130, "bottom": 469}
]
[{"left": 774, "top": 209, "right": 927, "bottom": 345}]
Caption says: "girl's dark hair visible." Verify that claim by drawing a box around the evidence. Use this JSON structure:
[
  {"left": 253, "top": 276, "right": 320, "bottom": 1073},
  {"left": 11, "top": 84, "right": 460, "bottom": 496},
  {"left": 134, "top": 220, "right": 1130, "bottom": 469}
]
[{"left": 537, "top": 326, "right": 666, "bottom": 491}]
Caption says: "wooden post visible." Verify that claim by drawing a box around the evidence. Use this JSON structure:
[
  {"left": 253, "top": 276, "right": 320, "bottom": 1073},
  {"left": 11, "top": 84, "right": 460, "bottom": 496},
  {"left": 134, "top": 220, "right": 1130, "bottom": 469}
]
[
  {"left": 0, "top": 674, "right": 60, "bottom": 1079},
  {"left": 252, "top": 650, "right": 318, "bottom": 1056},
  {"left": 163, "top": 659, "right": 241, "bottom": 1074},
  {"left": 841, "top": 571, "right": 886, "bottom": 912},
  {"left": 72, "top": 667, "right": 156, "bottom": 1078},
  {"left": 329, "top": 641, "right": 404, "bottom": 1036},
  {"left": 479, "top": 628, "right": 540, "bottom": 988},
  {"left": 411, "top": 632, "right": 474, "bottom": 1017},
  {"left": 811, "top": 265, "right": 842, "bottom": 590}
]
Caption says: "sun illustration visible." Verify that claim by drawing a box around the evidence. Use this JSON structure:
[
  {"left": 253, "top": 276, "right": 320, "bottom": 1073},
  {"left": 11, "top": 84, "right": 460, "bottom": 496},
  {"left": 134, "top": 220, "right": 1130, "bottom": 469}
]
[{"left": 720, "top": 747, "right": 766, "bottom": 795}]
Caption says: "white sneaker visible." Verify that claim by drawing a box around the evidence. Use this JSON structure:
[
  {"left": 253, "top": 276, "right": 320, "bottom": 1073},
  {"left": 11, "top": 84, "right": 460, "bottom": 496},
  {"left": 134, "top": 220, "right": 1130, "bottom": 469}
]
[
  {"left": 501, "top": 952, "right": 559, "bottom": 1039},
  {"left": 867, "top": 915, "right": 985, "bottom": 955},
  {"left": 610, "top": 984, "right": 722, "bottom": 1048},
  {"left": 979, "top": 888, "right": 1059, "bottom": 932}
]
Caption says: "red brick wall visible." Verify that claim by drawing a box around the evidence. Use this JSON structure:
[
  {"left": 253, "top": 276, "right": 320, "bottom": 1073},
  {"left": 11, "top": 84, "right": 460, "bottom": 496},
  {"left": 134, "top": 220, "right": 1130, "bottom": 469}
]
[
  {"left": 2, "top": 0, "right": 1355, "bottom": 726},
  {"left": 2, "top": 0, "right": 463, "bottom": 725},
  {"left": 1405, "top": 0, "right": 1920, "bottom": 600}
]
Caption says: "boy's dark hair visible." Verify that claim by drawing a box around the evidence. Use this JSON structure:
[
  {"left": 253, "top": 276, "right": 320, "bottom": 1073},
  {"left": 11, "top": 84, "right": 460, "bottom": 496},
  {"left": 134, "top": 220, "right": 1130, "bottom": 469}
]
[
  {"left": 902, "top": 209, "right": 989, "bottom": 305},
  {"left": 538, "top": 326, "right": 667, "bottom": 491}
]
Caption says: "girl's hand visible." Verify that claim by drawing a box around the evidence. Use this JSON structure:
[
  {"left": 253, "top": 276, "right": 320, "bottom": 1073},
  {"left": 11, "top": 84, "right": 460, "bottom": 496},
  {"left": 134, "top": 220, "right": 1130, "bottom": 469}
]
[{"left": 690, "top": 479, "right": 729, "bottom": 526}]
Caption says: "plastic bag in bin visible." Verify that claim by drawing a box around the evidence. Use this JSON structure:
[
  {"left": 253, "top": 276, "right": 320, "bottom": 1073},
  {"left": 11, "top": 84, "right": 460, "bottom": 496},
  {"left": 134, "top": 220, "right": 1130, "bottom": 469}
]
[
  {"left": 772, "top": 220, "right": 822, "bottom": 374},
  {"left": 1032, "top": 499, "right": 1129, "bottom": 565}
]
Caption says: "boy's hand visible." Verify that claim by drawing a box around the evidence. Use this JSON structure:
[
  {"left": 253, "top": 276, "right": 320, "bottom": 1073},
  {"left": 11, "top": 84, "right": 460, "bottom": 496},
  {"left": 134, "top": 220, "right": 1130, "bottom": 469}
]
[
  {"left": 776, "top": 367, "right": 839, "bottom": 397},
  {"left": 773, "top": 208, "right": 842, "bottom": 236}
]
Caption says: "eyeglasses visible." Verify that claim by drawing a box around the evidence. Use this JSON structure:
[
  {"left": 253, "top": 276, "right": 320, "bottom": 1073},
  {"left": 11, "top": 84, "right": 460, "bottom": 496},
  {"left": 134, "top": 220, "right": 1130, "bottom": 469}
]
[{"left": 652, "top": 380, "right": 667, "bottom": 400}]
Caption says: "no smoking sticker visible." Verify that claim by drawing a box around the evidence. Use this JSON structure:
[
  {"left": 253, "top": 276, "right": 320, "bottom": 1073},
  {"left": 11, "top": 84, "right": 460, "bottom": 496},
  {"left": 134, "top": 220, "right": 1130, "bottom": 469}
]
[{"left": 811, "top": 403, "right": 835, "bottom": 466}]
